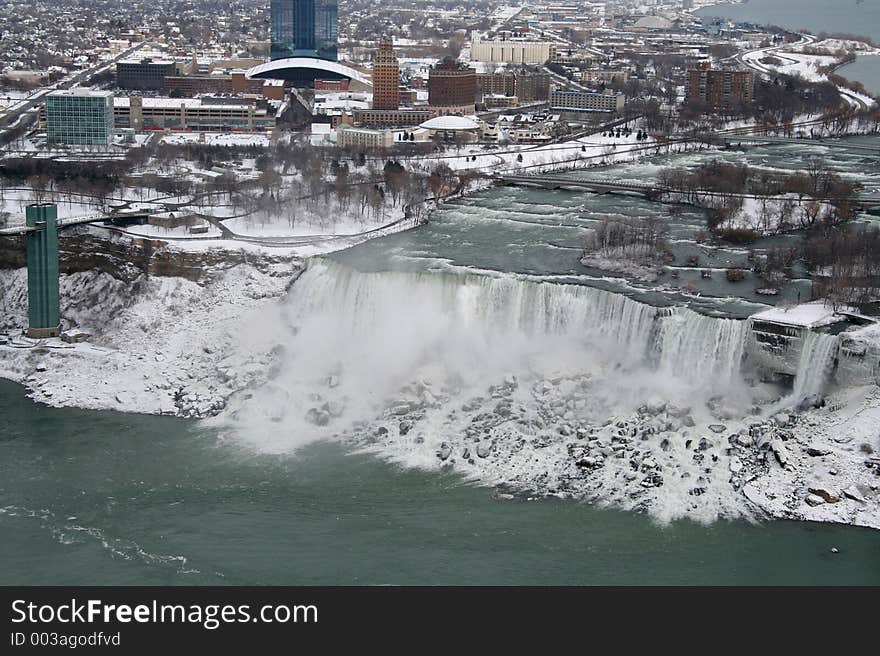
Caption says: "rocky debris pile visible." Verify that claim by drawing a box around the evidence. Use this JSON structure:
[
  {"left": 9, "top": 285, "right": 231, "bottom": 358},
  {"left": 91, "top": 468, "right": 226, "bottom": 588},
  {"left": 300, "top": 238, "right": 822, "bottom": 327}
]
[
  {"left": 346, "top": 370, "right": 880, "bottom": 528},
  {"left": 351, "top": 372, "right": 751, "bottom": 521},
  {"left": 739, "top": 400, "right": 880, "bottom": 527}
]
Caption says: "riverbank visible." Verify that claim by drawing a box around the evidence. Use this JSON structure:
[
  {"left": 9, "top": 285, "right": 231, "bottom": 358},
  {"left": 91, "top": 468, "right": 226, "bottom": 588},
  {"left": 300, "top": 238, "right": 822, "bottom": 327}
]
[{"left": 0, "top": 259, "right": 303, "bottom": 417}]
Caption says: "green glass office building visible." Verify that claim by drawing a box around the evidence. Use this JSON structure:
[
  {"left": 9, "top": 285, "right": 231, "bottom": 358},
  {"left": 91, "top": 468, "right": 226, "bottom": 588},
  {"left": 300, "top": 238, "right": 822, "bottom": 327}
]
[
  {"left": 270, "top": 0, "right": 338, "bottom": 61},
  {"left": 45, "top": 89, "right": 114, "bottom": 146}
]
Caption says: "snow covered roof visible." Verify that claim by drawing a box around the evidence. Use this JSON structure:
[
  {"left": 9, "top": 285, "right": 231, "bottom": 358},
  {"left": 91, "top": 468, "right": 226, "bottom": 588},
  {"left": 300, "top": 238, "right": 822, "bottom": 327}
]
[
  {"left": 750, "top": 302, "right": 854, "bottom": 329},
  {"left": 634, "top": 16, "right": 673, "bottom": 30},
  {"left": 419, "top": 115, "right": 480, "bottom": 131},
  {"left": 113, "top": 97, "right": 257, "bottom": 111},
  {"left": 49, "top": 89, "right": 113, "bottom": 98}
]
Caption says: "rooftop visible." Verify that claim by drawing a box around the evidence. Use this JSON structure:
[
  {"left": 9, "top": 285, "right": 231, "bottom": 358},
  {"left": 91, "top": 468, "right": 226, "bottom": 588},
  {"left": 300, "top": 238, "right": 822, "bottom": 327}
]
[
  {"left": 750, "top": 302, "right": 855, "bottom": 329},
  {"left": 113, "top": 97, "right": 258, "bottom": 112},
  {"left": 48, "top": 89, "right": 114, "bottom": 98},
  {"left": 420, "top": 115, "right": 480, "bottom": 131}
]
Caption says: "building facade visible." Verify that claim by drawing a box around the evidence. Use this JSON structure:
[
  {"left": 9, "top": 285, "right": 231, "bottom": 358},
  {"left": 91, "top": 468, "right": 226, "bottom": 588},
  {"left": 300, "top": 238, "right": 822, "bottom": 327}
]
[
  {"left": 476, "top": 70, "right": 550, "bottom": 104},
  {"left": 685, "top": 64, "right": 754, "bottom": 111},
  {"left": 372, "top": 38, "right": 400, "bottom": 110},
  {"left": 117, "top": 58, "right": 177, "bottom": 91},
  {"left": 477, "top": 72, "right": 516, "bottom": 98},
  {"left": 45, "top": 89, "right": 114, "bottom": 146},
  {"left": 163, "top": 73, "right": 283, "bottom": 100},
  {"left": 515, "top": 72, "right": 551, "bottom": 102},
  {"left": 428, "top": 57, "right": 476, "bottom": 115},
  {"left": 270, "top": 0, "right": 338, "bottom": 61},
  {"left": 579, "top": 69, "right": 629, "bottom": 85},
  {"left": 471, "top": 33, "right": 554, "bottom": 65},
  {"left": 337, "top": 126, "right": 393, "bottom": 149},
  {"left": 115, "top": 96, "right": 274, "bottom": 132},
  {"left": 549, "top": 90, "right": 625, "bottom": 113},
  {"left": 315, "top": 78, "right": 350, "bottom": 91},
  {"left": 353, "top": 108, "right": 435, "bottom": 128}
]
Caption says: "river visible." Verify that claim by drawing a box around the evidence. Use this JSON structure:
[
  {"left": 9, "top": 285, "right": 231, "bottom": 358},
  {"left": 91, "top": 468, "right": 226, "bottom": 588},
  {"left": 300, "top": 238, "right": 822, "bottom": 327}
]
[
  {"left": 698, "top": 0, "right": 880, "bottom": 40},
  {"left": 2, "top": 379, "right": 879, "bottom": 585},
  {"left": 699, "top": 0, "right": 880, "bottom": 93},
  {"left": 3, "top": 138, "right": 880, "bottom": 585}
]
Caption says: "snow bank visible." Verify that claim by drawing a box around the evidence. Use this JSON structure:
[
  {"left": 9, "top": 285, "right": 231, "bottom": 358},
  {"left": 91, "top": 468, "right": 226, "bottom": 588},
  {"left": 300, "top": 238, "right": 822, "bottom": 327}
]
[{"left": 0, "top": 262, "right": 302, "bottom": 417}]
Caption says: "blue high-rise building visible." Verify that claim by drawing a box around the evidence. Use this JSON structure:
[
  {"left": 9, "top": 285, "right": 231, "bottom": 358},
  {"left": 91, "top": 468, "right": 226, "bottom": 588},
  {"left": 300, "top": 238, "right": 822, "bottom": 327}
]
[{"left": 270, "top": 0, "right": 338, "bottom": 62}]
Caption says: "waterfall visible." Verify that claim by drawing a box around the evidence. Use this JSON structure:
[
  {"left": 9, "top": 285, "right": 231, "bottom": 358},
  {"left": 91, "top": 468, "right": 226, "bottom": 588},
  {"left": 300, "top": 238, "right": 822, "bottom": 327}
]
[
  {"left": 219, "top": 258, "right": 751, "bottom": 451},
  {"left": 655, "top": 311, "right": 747, "bottom": 387},
  {"left": 285, "top": 258, "right": 747, "bottom": 388},
  {"left": 790, "top": 331, "right": 839, "bottom": 402}
]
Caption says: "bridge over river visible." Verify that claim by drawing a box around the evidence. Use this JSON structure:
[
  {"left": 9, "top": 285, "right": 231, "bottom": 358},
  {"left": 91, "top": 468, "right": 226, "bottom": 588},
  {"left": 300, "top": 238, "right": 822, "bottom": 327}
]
[
  {"left": 718, "top": 134, "right": 880, "bottom": 154},
  {"left": 495, "top": 174, "right": 880, "bottom": 210}
]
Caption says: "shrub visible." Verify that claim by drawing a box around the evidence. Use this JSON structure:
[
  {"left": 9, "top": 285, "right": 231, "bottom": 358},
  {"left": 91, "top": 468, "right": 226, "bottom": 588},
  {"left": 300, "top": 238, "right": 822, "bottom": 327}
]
[{"left": 716, "top": 227, "right": 761, "bottom": 244}]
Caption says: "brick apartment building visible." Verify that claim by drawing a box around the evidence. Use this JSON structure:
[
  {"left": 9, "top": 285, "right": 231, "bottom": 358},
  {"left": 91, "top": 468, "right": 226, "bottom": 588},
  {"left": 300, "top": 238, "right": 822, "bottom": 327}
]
[
  {"left": 685, "top": 63, "right": 754, "bottom": 111},
  {"left": 428, "top": 57, "right": 476, "bottom": 115}
]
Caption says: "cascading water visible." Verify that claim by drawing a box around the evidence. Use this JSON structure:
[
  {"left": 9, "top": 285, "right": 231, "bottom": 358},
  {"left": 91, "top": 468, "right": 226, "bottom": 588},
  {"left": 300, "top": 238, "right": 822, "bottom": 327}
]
[
  {"left": 790, "top": 331, "right": 839, "bottom": 403},
  {"left": 655, "top": 311, "right": 747, "bottom": 387},
  {"left": 219, "top": 258, "right": 750, "bottom": 451}
]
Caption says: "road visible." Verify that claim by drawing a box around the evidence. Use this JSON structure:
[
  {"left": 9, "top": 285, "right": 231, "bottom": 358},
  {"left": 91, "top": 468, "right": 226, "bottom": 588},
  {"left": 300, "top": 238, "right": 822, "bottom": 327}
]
[
  {"left": 733, "top": 33, "right": 870, "bottom": 111},
  {"left": 0, "top": 41, "right": 154, "bottom": 133}
]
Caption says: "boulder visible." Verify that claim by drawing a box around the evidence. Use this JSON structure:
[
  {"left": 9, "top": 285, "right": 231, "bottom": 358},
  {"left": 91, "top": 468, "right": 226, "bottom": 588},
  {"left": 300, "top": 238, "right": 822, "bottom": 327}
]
[
  {"left": 772, "top": 413, "right": 791, "bottom": 428},
  {"left": 476, "top": 442, "right": 492, "bottom": 458},
  {"left": 769, "top": 439, "right": 789, "bottom": 467},
  {"left": 808, "top": 485, "right": 840, "bottom": 504},
  {"left": 437, "top": 443, "right": 452, "bottom": 461},
  {"left": 305, "top": 407, "right": 329, "bottom": 426},
  {"left": 708, "top": 424, "right": 726, "bottom": 434},
  {"left": 843, "top": 485, "right": 866, "bottom": 503},
  {"left": 645, "top": 399, "right": 667, "bottom": 415},
  {"left": 805, "top": 493, "right": 826, "bottom": 507}
]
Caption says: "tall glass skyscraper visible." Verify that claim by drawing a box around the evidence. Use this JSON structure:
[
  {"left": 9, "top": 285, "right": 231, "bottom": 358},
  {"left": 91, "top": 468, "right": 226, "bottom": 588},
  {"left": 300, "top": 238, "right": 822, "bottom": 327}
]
[{"left": 270, "top": 0, "right": 338, "bottom": 61}]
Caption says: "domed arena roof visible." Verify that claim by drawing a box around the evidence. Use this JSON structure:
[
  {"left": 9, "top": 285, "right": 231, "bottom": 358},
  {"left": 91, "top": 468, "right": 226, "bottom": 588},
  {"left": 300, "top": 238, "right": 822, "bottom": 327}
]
[
  {"left": 247, "top": 58, "right": 372, "bottom": 87},
  {"left": 419, "top": 115, "right": 481, "bottom": 131}
]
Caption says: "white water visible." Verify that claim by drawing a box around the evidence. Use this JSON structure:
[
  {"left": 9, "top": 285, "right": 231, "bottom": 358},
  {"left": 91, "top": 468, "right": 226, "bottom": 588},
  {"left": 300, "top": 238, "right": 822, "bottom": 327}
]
[
  {"left": 790, "top": 331, "right": 840, "bottom": 403},
  {"left": 219, "top": 258, "right": 750, "bottom": 452}
]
